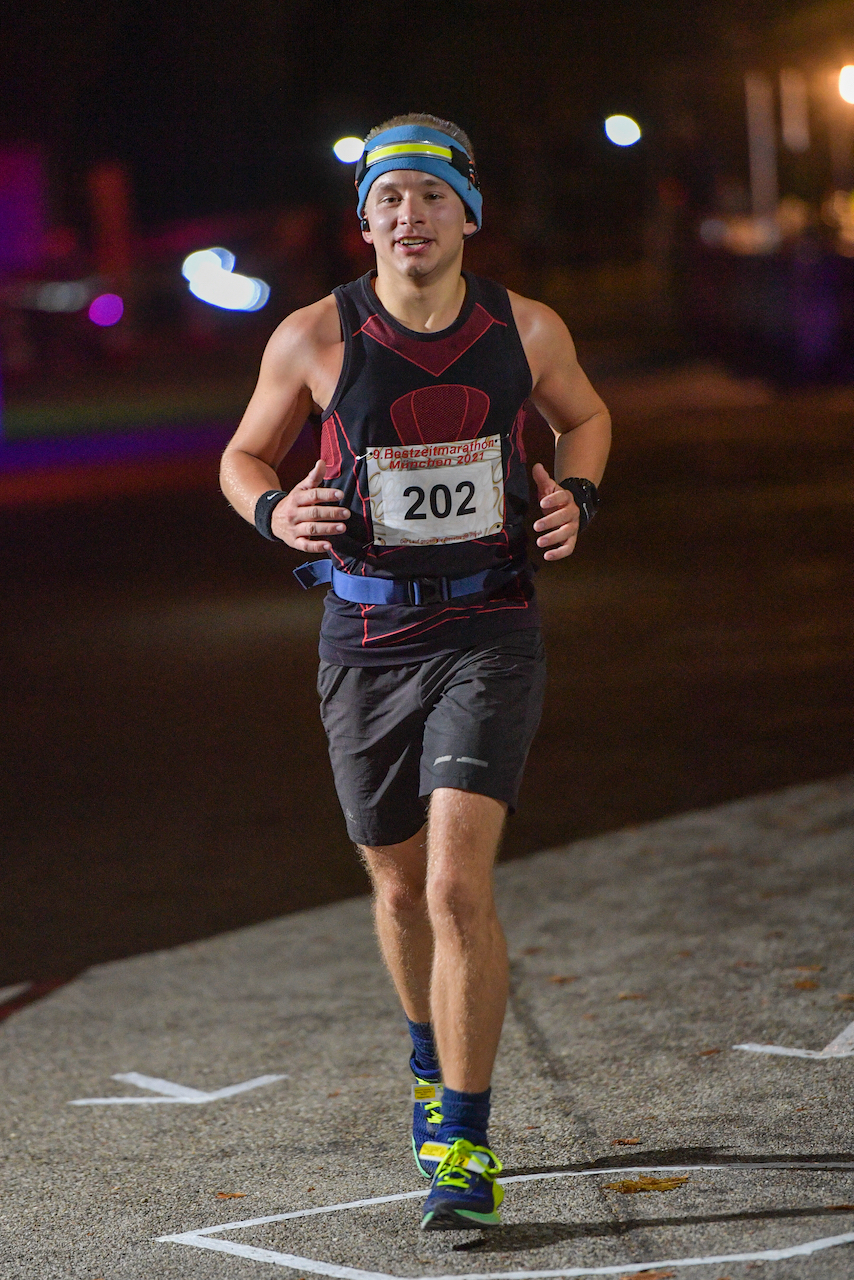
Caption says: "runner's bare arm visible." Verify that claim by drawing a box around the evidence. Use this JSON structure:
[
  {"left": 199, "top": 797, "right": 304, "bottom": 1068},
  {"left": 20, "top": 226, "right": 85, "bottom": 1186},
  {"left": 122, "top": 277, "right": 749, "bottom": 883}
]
[
  {"left": 509, "top": 293, "right": 612, "bottom": 561},
  {"left": 219, "top": 299, "right": 350, "bottom": 552}
]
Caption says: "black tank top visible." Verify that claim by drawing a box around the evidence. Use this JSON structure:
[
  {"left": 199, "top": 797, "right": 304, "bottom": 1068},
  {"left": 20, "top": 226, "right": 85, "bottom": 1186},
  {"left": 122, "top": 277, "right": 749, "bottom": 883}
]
[{"left": 317, "top": 270, "right": 540, "bottom": 665}]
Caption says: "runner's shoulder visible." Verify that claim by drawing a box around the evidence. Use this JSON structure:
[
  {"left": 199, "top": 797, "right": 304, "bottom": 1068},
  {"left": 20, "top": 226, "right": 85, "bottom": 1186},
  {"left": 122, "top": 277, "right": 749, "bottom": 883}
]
[
  {"left": 507, "top": 290, "right": 573, "bottom": 346},
  {"left": 506, "top": 290, "right": 578, "bottom": 377},
  {"left": 262, "top": 294, "right": 342, "bottom": 374}
]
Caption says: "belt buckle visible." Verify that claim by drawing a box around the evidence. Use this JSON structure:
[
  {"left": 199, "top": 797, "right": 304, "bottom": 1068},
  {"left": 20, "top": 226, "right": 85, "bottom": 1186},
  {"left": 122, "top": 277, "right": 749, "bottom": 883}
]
[{"left": 407, "top": 577, "right": 446, "bottom": 606}]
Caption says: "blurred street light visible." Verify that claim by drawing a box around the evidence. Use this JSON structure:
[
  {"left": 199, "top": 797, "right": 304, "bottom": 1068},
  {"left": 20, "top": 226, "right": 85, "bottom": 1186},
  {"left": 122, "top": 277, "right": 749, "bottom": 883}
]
[
  {"left": 604, "top": 115, "right": 641, "bottom": 146},
  {"left": 839, "top": 66, "right": 854, "bottom": 104},
  {"left": 181, "top": 246, "right": 269, "bottom": 312},
  {"left": 333, "top": 137, "right": 365, "bottom": 163}
]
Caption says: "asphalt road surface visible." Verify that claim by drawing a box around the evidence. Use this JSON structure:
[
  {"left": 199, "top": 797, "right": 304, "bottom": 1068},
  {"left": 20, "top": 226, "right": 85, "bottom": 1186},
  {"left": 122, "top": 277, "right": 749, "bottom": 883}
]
[
  {"left": 2, "top": 776, "right": 853, "bottom": 1278},
  {"left": 1, "top": 366, "right": 853, "bottom": 985}
]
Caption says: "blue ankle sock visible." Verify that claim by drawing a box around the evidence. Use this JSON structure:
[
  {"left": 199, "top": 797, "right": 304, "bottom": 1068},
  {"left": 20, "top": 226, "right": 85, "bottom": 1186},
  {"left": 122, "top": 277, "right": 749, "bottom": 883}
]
[
  {"left": 407, "top": 1019, "right": 441, "bottom": 1080},
  {"left": 438, "top": 1086, "right": 491, "bottom": 1147}
]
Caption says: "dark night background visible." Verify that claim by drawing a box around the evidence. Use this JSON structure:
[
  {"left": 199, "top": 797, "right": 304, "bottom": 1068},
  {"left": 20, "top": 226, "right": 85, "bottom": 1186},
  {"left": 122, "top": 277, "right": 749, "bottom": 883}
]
[
  {"left": 1, "top": 0, "right": 853, "bottom": 998},
  {"left": 1, "top": 2, "right": 833, "bottom": 240}
]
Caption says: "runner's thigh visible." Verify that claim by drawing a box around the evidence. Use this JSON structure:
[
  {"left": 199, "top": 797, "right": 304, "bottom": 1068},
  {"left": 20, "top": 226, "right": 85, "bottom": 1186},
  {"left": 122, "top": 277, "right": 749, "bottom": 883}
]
[
  {"left": 419, "top": 631, "right": 546, "bottom": 812},
  {"left": 318, "top": 661, "right": 428, "bottom": 847}
]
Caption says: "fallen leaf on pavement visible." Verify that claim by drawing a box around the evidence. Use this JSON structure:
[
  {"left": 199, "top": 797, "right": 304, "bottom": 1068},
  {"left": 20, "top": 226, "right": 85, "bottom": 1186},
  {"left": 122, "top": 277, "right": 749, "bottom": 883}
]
[
  {"left": 619, "top": 1270, "right": 676, "bottom": 1280},
  {"left": 699, "top": 1048, "right": 721, "bottom": 1056},
  {"left": 549, "top": 974, "right": 578, "bottom": 984},
  {"left": 521, "top": 946, "right": 544, "bottom": 955},
  {"left": 611, "top": 1137, "right": 641, "bottom": 1146},
  {"left": 795, "top": 965, "right": 823, "bottom": 972},
  {"left": 618, "top": 992, "right": 647, "bottom": 1000},
  {"left": 836, "top": 993, "right": 854, "bottom": 1002},
  {"left": 793, "top": 979, "right": 819, "bottom": 990},
  {"left": 604, "top": 1175, "right": 689, "bottom": 1194},
  {"left": 619, "top": 1270, "right": 675, "bottom": 1280},
  {"left": 676, "top": 950, "right": 693, "bottom": 958},
  {"left": 328, "top": 1090, "right": 341, "bottom": 1097},
  {"left": 829, "top": 1204, "right": 854, "bottom": 1210},
  {"left": 215, "top": 1192, "right": 247, "bottom": 1199}
]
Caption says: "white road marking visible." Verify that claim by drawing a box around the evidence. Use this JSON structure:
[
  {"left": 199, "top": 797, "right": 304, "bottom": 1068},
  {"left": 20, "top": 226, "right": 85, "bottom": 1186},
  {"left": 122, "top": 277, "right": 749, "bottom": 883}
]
[
  {"left": 734, "top": 1015, "right": 854, "bottom": 1059},
  {"left": 0, "top": 982, "right": 32, "bottom": 1006},
  {"left": 157, "top": 1162, "right": 854, "bottom": 1278},
  {"left": 434, "top": 756, "right": 452, "bottom": 765},
  {"left": 69, "top": 1072, "right": 286, "bottom": 1105},
  {"left": 456, "top": 757, "right": 488, "bottom": 767}
]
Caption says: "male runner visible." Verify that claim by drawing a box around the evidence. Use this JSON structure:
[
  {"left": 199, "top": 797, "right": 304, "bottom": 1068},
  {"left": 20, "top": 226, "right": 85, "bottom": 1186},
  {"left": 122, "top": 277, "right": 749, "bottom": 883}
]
[{"left": 220, "top": 114, "right": 610, "bottom": 1231}]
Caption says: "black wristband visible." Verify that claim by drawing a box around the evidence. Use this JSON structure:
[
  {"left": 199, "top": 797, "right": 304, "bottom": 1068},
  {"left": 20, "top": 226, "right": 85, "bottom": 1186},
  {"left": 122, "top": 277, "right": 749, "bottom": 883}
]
[
  {"left": 254, "top": 489, "right": 289, "bottom": 541},
  {"left": 556, "top": 477, "right": 599, "bottom": 533}
]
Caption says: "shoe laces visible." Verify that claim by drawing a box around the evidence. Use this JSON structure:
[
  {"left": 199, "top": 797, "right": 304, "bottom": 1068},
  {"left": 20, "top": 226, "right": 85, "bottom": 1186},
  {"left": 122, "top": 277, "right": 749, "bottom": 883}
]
[
  {"left": 434, "top": 1138, "right": 502, "bottom": 1191},
  {"left": 413, "top": 1077, "right": 443, "bottom": 1126},
  {"left": 423, "top": 1094, "right": 443, "bottom": 1126}
]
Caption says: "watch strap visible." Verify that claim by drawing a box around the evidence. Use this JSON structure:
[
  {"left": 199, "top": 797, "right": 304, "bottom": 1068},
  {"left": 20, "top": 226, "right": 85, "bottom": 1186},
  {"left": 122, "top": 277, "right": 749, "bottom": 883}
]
[{"left": 556, "top": 477, "right": 599, "bottom": 533}]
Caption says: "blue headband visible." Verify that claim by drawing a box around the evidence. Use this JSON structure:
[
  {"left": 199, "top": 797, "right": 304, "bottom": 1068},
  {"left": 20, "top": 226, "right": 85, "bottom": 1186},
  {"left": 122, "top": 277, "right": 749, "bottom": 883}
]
[{"left": 355, "top": 125, "right": 482, "bottom": 231}]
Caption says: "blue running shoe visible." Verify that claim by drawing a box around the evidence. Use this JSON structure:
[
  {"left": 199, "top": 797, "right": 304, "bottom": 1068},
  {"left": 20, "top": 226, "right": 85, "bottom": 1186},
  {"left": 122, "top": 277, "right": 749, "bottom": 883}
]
[
  {"left": 419, "top": 1138, "right": 504, "bottom": 1230},
  {"left": 411, "top": 1064, "right": 443, "bottom": 1178}
]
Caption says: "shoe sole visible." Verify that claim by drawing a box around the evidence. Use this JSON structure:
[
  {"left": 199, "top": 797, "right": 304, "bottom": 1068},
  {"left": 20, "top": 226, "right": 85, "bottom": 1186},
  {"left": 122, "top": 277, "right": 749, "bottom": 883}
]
[{"left": 420, "top": 1205, "right": 501, "bottom": 1231}]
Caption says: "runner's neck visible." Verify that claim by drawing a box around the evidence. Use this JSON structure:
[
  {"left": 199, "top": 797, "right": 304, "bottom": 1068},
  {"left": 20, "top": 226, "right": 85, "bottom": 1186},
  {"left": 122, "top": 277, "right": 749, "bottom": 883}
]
[{"left": 371, "top": 269, "right": 467, "bottom": 334}]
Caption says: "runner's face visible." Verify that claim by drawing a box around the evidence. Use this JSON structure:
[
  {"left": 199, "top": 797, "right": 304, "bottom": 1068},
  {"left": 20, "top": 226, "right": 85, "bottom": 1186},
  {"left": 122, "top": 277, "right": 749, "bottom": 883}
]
[{"left": 362, "top": 171, "right": 477, "bottom": 278}]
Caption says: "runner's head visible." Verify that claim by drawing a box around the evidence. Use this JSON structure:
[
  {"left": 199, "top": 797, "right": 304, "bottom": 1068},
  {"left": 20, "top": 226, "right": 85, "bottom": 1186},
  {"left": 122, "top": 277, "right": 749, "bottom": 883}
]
[{"left": 356, "top": 114, "right": 482, "bottom": 234}]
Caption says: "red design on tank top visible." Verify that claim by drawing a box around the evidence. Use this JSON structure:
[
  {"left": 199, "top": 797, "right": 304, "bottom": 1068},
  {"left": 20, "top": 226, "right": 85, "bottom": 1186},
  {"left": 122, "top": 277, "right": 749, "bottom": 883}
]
[
  {"left": 320, "top": 418, "right": 342, "bottom": 477},
  {"left": 360, "top": 303, "right": 498, "bottom": 376},
  {"left": 389, "top": 385, "right": 490, "bottom": 446}
]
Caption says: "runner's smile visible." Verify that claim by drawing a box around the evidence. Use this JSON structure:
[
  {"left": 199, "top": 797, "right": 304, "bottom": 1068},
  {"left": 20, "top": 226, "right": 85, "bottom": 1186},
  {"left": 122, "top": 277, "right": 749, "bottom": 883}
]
[{"left": 394, "top": 236, "right": 433, "bottom": 255}]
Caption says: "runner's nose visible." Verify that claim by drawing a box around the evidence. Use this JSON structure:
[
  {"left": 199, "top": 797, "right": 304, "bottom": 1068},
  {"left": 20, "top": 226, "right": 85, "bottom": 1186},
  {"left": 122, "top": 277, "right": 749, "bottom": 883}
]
[{"left": 396, "top": 197, "right": 423, "bottom": 228}]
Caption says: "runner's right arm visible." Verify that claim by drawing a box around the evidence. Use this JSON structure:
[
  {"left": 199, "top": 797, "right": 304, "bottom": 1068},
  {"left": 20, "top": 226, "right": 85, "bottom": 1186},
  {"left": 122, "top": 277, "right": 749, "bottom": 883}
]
[{"left": 219, "top": 301, "right": 350, "bottom": 553}]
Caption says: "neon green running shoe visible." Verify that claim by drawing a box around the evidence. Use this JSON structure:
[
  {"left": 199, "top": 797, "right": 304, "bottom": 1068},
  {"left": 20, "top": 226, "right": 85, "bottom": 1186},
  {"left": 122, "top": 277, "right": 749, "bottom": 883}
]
[
  {"left": 419, "top": 1138, "right": 504, "bottom": 1230},
  {"left": 411, "top": 1071, "right": 443, "bottom": 1177}
]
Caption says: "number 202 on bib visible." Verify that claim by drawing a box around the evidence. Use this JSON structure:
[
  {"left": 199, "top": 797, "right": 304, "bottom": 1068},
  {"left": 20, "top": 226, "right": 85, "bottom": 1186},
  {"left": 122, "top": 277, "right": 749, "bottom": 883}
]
[{"left": 366, "top": 435, "right": 505, "bottom": 547}]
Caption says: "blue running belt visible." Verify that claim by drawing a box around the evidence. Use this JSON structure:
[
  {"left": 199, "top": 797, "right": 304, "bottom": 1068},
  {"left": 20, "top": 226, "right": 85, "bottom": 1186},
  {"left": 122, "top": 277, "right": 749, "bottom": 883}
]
[{"left": 293, "top": 559, "right": 520, "bottom": 605}]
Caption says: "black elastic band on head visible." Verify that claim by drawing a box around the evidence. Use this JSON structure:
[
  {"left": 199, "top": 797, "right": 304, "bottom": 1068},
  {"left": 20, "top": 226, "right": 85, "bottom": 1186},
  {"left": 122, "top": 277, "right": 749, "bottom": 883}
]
[{"left": 254, "top": 489, "right": 289, "bottom": 541}]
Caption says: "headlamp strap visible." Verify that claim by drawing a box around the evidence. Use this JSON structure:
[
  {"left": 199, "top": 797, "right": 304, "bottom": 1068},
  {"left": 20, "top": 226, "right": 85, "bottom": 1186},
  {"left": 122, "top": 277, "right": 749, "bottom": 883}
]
[{"left": 354, "top": 141, "right": 479, "bottom": 192}]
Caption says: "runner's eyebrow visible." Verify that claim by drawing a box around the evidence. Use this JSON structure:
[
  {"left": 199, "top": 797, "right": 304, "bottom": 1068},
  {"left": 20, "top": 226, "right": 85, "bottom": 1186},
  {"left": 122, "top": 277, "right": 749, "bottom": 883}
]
[{"left": 371, "top": 176, "right": 446, "bottom": 194}]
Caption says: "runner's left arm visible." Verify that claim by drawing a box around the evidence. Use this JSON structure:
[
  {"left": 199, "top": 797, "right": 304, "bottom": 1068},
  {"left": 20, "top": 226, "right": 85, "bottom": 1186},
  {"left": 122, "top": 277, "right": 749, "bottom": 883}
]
[{"left": 509, "top": 293, "right": 612, "bottom": 561}]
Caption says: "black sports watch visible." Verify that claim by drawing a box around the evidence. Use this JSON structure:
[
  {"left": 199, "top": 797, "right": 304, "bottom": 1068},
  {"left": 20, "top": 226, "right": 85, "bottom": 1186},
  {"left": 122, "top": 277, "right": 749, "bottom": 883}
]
[{"left": 556, "top": 477, "right": 599, "bottom": 532}]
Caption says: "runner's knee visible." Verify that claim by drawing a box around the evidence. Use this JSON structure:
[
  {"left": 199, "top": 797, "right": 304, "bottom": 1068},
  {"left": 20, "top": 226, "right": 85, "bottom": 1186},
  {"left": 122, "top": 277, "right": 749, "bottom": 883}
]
[
  {"left": 426, "top": 868, "right": 493, "bottom": 935},
  {"left": 360, "top": 846, "right": 427, "bottom": 916}
]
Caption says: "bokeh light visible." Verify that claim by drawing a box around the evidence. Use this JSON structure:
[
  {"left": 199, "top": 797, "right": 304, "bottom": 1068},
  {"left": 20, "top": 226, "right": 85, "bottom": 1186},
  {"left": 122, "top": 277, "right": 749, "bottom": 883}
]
[
  {"left": 181, "top": 247, "right": 235, "bottom": 281},
  {"left": 33, "top": 281, "right": 91, "bottom": 312},
  {"left": 840, "top": 66, "right": 854, "bottom": 104},
  {"left": 181, "top": 245, "right": 269, "bottom": 311},
  {"left": 88, "top": 293, "right": 124, "bottom": 326},
  {"left": 604, "top": 115, "right": 642, "bottom": 146},
  {"left": 333, "top": 136, "right": 365, "bottom": 163}
]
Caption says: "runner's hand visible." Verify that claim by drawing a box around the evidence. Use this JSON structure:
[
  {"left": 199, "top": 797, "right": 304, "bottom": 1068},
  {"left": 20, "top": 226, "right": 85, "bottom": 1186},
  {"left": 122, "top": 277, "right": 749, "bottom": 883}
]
[
  {"left": 532, "top": 463, "right": 579, "bottom": 561},
  {"left": 271, "top": 460, "right": 350, "bottom": 552}
]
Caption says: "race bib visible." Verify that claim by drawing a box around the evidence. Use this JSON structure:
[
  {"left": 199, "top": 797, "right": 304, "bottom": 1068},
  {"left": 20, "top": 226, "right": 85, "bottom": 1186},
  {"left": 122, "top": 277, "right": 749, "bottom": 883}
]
[{"left": 366, "top": 435, "right": 505, "bottom": 547}]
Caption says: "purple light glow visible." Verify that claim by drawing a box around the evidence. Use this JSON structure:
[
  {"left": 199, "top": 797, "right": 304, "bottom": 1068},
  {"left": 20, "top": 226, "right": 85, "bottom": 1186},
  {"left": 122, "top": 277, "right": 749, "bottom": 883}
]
[{"left": 88, "top": 293, "right": 124, "bottom": 326}]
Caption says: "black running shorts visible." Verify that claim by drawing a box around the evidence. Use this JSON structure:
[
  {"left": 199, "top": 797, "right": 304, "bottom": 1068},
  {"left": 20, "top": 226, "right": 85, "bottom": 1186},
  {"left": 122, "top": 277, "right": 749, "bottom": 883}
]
[{"left": 317, "top": 630, "right": 546, "bottom": 847}]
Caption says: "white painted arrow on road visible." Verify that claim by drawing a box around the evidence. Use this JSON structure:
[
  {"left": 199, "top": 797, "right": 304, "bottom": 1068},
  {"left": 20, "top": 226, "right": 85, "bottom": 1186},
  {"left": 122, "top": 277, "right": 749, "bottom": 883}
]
[
  {"left": 734, "top": 1016, "right": 854, "bottom": 1060},
  {"left": 69, "top": 1071, "right": 286, "bottom": 1105}
]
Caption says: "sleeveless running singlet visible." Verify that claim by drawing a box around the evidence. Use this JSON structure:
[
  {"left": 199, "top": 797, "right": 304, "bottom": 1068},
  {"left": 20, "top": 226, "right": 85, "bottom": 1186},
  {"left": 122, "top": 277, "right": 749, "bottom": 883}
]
[{"left": 317, "top": 270, "right": 540, "bottom": 665}]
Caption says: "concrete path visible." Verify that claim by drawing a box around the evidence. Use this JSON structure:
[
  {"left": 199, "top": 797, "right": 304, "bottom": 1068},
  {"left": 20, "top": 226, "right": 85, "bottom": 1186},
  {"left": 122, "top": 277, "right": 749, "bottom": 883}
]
[{"left": 2, "top": 776, "right": 854, "bottom": 1279}]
